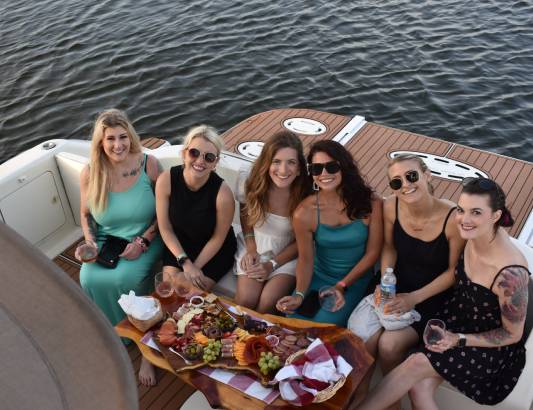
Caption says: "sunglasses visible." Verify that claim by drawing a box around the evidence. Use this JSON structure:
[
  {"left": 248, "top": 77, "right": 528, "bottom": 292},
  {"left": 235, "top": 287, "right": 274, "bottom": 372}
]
[
  {"left": 187, "top": 147, "right": 218, "bottom": 164},
  {"left": 461, "top": 177, "right": 496, "bottom": 190},
  {"left": 308, "top": 161, "right": 341, "bottom": 176},
  {"left": 389, "top": 170, "right": 419, "bottom": 190}
]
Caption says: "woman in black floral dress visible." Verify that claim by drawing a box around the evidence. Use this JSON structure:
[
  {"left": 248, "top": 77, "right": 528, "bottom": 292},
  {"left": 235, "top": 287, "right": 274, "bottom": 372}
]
[{"left": 357, "top": 178, "right": 530, "bottom": 409}]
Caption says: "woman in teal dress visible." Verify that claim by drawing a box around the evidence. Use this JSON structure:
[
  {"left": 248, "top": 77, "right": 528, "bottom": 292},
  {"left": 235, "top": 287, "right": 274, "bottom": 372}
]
[
  {"left": 276, "top": 140, "right": 383, "bottom": 326},
  {"left": 76, "top": 109, "right": 162, "bottom": 386}
]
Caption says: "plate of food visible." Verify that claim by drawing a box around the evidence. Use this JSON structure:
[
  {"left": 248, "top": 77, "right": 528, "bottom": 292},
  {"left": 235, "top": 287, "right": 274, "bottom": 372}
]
[{"left": 153, "top": 294, "right": 312, "bottom": 385}]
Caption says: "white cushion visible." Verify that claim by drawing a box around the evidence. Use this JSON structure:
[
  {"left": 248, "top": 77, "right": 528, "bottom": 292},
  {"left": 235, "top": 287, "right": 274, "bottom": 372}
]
[{"left": 55, "top": 152, "right": 88, "bottom": 226}]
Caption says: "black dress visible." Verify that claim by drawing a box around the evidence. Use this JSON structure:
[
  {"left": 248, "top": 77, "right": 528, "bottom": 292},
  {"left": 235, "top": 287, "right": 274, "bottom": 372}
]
[
  {"left": 421, "top": 257, "right": 528, "bottom": 405},
  {"left": 394, "top": 198, "right": 455, "bottom": 336},
  {"left": 162, "top": 165, "right": 237, "bottom": 282}
]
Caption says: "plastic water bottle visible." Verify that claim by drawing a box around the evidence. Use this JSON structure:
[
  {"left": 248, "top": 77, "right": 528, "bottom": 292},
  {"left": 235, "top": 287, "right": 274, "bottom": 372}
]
[{"left": 380, "top": 267, "right": 397, "bottom": 312}]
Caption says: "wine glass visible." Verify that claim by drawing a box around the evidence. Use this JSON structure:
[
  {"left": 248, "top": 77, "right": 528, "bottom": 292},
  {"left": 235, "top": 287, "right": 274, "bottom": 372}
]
[
  {"left": 155, "top": 272, "right": 175, "bottom": 298},
  {"left": 176, "top": 280, "right": 192, "bottom": 299},
  {"left": 423, "top": 319, "right": 446, "bottom": 345},
  {"left": 319, "top": 286, "right": 337, "bottom": 312},
  {"left": 77, "top": 240, "right": 98, "bottom": 263}
]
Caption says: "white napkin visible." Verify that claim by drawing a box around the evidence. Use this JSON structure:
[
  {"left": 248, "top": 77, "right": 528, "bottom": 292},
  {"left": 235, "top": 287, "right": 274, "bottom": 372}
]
[{"left": 118, "top": 291, "right": 159, "bottom": 320}]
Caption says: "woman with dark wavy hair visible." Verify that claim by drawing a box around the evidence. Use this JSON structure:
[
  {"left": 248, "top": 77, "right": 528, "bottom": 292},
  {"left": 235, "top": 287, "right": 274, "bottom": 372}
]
[
  {"left": 234, "top": 131, "right": 310, "bottom": 313},
  {"left": 276, "top": 140, "right": 383, "bottom": 325}
]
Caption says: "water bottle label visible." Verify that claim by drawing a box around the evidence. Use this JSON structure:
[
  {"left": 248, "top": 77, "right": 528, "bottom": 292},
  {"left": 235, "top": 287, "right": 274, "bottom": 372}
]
[{"left": 381, "top": 284, "right": 395, "bottom": 296}]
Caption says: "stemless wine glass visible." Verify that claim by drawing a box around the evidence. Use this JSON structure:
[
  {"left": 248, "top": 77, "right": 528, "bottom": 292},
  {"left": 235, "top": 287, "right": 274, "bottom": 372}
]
[
  {"left": 319, "top": 286, "right": 337, "bottom": 312},
  {"left": 423, "top": 319, "right": 446, "bottom": 345},
  {"left": 77, "top": 240, "right": 98, "bottom": 263},
  {"left": 155, "top": 272, "right": 175, "bottom": 298}
]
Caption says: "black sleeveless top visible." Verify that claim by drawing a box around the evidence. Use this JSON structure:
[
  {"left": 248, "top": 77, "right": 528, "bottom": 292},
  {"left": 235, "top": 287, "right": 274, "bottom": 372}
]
[
  {"left": 393, "top": 198, "right": 455, "bottom": 335},
  {"left": 162, "top": 165, "right": 237, "bottom": 281}
]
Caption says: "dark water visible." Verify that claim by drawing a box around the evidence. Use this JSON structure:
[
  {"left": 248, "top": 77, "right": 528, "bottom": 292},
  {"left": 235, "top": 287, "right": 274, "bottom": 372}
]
[{"left": 1, "top": 0, "right": 532, "bottom": 164}]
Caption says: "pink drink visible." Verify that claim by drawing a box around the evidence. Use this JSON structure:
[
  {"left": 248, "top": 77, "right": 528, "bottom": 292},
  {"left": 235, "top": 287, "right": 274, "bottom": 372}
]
[
  {"left": 156, "top": 281, "right": 174, "bottom": 298},
  {"left": 78, "top": 241, "right": 97, "bottom": 263}
]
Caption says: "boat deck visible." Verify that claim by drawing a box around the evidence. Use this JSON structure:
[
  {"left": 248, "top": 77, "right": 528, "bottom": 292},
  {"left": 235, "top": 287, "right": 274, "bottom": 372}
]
[{"left": 222, "top": 108, "right": 533, "bottom": 239}]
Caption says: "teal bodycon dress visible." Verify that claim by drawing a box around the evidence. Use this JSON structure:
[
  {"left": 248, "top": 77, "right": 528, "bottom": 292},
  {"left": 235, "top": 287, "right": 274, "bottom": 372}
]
[
  {"left": 291, "top": 196, "right": 373, "bottom": 326},
  {"left": 80, "top": 157, "right": 163, "bottom": 326}
]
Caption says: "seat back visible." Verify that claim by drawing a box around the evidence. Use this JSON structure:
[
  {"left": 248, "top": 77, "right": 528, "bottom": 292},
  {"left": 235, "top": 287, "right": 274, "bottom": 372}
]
[
  {"left": 510, "top": 238, "right": 533, "bottom": 340},
  {"left": 55, "top": 152, "right": 88, "bottom": 226}
]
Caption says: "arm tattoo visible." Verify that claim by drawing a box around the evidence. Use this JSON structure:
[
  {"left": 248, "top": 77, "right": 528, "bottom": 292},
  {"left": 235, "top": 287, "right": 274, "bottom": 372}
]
[
  {"left": 474, "top": 327, "right": 513, "bottom": 345},
  {"left": 474, "top": 266, "right": 529, "bottom": 345},
  {"left": 496, "top": 266, "right": 529, "bottom": 323},
  {"left": 86, "top": 213, "right": 98, "bottom": 240}
]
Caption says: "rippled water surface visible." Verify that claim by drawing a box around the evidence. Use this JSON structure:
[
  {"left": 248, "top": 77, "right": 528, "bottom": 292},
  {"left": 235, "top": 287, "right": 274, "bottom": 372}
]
[{"left": 1, "top": 0, "right": 532, "bottom": 163}]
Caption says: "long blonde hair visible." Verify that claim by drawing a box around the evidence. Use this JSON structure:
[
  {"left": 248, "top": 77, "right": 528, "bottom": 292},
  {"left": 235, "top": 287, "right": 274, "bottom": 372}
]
[
  {"left": 87, "top": 109, "right": 142, "bottom": 212},
  {"left": 245, "top": 131, "right": 310, "bottom": 226}
]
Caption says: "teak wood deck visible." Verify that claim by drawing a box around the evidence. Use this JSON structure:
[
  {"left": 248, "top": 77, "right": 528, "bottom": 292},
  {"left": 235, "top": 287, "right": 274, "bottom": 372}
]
[{"left": 222, "top": 108, "right": 533, "bottom": 239}]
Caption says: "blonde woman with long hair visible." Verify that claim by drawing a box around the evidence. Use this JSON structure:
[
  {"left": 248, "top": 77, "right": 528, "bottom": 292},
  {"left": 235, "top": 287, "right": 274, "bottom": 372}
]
[
  {"left": 77, "top": 109, "right": 163, "bottom": 386},
  {"left": 156, "top": 125, "right": 237, "bottom": 291},
  {"left": 234, "top": 131, "right": 310, "bottom": 313}
]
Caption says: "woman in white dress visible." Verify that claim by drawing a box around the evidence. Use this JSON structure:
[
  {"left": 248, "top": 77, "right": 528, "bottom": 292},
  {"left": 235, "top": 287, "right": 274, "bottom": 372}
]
[{"left": 234, "top": 131, "right": 310, "bottom": 313}]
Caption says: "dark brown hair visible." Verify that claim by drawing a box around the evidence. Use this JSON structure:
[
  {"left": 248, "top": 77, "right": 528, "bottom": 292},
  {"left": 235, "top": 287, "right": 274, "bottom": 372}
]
[
  {"left": 307, "top": 140, "right": 373, "bottom": 219},
  {"left": 461, "top": 178, "right": 514, "bottom": 233}
]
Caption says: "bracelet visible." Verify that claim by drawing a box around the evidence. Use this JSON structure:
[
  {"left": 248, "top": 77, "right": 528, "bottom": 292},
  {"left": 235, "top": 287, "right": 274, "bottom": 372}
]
[
  {"left": 293, "top": 291, "right": 305, "bottom": 300},
  {"left": 133, "top": 236, "right": 148, "bottom": 252},
  {"left": 243, "top": 232, "right": 255, "bottom": 239},
  {"left": 140, "top": 236, "right": 150, "bottom": 247}
]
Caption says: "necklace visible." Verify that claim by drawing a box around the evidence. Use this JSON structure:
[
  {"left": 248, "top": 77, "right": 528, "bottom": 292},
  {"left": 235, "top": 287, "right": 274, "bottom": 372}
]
[{"left": 121, "top": 156, "right": 144, "bottom": 178}]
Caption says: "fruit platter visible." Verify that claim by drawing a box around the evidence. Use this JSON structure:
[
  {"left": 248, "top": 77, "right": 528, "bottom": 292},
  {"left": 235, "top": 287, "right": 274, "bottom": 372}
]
[{"left": 154, "top": 293, "right": 312, "bottom": 385}]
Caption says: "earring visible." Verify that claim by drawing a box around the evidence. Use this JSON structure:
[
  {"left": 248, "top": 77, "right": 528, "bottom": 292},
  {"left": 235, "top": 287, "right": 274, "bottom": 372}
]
[{"left": 313, "top": 181, "right": 319, "bottom": 191}]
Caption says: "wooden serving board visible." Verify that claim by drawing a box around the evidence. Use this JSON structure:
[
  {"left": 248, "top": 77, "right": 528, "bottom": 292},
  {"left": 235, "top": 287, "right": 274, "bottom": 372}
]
[{"left": 154, "top": 337, "right": 273, "bottom": 384}]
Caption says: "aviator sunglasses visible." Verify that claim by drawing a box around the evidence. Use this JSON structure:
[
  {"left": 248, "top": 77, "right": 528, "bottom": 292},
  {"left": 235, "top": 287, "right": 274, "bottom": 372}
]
[
  {"left": 308, "top": 161, "right": 341, "bottom": 176},
  {"left": 389, "top": 170, "right": 419, "bottom": 190},
  {"left": 187, "top": 147, "right": 218, "bottom": 164}
]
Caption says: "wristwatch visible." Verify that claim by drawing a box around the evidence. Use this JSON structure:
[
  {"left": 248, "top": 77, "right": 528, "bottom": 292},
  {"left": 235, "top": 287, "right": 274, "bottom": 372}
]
[
  {"left": 268, "top": 259, "right": 279, "bottom": 271},
  {"left": 177, "top": 253, "right": 189, "bottom": 268},
  {"left": 457, "top": 333, "right": 466, "bottom": 348}
]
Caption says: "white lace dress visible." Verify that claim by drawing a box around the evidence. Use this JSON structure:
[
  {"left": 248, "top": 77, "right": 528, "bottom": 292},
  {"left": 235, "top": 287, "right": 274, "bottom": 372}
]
[{"left": 233, "top": 165, "right": 297, "bottom": 279}]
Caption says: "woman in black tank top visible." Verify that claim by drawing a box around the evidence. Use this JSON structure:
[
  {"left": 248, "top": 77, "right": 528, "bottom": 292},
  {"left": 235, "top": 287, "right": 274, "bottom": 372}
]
[
  {"left": 156, "top": 125, "right": 236, "bottom": 290},
  {"left": 352, "top": 154, "right": 465, "bottom": 408}
]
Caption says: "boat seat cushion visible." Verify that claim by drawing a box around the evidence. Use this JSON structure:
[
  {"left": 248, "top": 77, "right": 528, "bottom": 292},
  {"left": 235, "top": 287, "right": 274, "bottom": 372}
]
[
  {"left": 55, "top": 152, "right": 88, "bottom": 226},
  {"left": 212, "top": 223, "right": 240, "bottom": 298}
]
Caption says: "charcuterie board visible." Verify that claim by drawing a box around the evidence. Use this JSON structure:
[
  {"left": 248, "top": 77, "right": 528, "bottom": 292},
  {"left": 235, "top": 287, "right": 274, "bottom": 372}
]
[{"left": 153, "top": 293, "right": 312, "bottom": 385}]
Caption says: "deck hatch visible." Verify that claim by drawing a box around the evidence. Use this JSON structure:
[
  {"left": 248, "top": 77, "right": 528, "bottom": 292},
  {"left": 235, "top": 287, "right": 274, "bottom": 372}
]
[
  {"left": 389, "top": 150, "right": 489, "bottom": 181},
  {"left": 283, "top": 118, "right": 326, "bottom": 135},
  {"left": 236, "top": 141, "right": 264, "bottom": 160}
]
